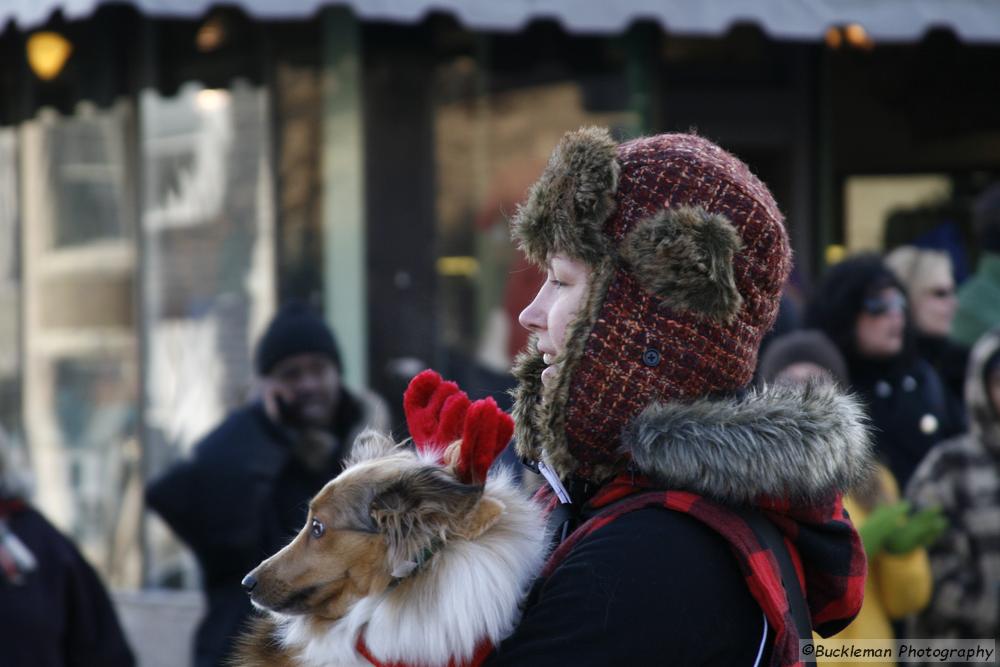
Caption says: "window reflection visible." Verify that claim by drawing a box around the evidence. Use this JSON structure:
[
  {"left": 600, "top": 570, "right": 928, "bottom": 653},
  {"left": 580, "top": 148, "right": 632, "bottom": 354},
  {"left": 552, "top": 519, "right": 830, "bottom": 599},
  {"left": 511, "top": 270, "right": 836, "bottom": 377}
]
[
  {"left": 433, "top": 58, "right": 636, "bottom": 393},
  {"left": 141, "top": 81, "right": 275, "bottom": 588},
  {"left": 20, "top": 101, "right": 140, "bottom": 584},
  {"left": 0, "top": 129, "right": 21, "bottom": 441}
]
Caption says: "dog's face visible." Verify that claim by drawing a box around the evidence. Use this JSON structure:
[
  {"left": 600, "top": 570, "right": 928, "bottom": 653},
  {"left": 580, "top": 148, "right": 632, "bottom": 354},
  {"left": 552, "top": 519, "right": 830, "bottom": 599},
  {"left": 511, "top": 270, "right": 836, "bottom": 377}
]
[{"left": 244, "top": 431, "right": 504, "bottom": 620}]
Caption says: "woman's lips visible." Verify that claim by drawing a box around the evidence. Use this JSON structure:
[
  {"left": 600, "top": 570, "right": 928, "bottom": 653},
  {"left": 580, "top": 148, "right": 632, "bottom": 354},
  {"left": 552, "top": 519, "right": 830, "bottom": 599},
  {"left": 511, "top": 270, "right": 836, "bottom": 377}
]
[{"left": 540, "top": 352, "right": 560, "bottom": 387}]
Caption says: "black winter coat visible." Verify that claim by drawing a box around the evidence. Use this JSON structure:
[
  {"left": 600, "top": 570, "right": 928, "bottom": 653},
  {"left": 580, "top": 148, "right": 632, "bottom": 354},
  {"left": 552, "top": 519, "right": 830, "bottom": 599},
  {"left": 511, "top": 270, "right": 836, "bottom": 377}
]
[
  {"left": 0, "top": 506, "right": 135, "bottom": 667},
  {"left": 849, "top": 356, "right": 965, "bottom": 489},
  {"left": 146, "top": 392, "right": 371, "bottom": 667},
  {"left": 487, "top": 507, "right": 769, "bottom": 666}
]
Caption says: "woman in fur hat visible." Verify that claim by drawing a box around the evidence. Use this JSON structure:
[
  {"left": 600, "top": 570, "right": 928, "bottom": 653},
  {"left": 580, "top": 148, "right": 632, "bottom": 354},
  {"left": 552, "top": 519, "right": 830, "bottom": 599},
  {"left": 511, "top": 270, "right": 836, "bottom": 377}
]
[{"left": 480, "top": 129, "right": 872, "bottom": 667}]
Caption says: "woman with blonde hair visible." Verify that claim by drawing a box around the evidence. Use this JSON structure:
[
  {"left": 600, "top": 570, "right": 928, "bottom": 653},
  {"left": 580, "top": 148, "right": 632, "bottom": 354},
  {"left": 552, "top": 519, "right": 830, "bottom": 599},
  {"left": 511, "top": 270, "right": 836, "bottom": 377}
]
[{"left": 885, "top": 245, "right": 968, "bottom": 403}]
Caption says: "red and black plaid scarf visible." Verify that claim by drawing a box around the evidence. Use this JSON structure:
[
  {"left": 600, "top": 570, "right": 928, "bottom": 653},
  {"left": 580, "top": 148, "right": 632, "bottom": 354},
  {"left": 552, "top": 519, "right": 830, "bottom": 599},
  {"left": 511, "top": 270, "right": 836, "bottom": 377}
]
[{"left": 541, "top": 475, "right": 867, "bottom": 667}]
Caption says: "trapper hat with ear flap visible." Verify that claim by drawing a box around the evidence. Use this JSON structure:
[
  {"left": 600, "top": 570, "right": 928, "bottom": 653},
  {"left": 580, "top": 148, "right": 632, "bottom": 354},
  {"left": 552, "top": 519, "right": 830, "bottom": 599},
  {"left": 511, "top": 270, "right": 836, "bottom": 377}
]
[{"left": 511, "top": 128, "right": 791, "bottom": 485}]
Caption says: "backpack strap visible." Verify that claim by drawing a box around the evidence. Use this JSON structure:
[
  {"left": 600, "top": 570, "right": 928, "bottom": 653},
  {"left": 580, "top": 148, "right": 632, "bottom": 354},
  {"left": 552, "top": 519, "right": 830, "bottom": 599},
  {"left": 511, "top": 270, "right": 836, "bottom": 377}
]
[{"left": 734, "top": 507, "right": 816, "bottom": 666}]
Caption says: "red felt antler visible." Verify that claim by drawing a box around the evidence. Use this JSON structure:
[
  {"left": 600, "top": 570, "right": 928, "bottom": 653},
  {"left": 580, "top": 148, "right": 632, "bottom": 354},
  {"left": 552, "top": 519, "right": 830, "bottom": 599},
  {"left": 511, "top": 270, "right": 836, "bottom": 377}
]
[
  {"left": 403, "top": 370, "right": 514, "bottom": 485},
  {"left": 457, "top": 397, "right": 514, "bottom": 485},
  {"left": 404, "top": 370, "right": 470, "bottom": 457}
]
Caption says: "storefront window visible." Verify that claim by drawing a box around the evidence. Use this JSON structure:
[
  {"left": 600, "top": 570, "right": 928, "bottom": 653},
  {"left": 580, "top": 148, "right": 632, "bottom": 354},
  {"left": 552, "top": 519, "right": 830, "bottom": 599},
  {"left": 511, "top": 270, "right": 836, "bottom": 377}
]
[
  {"left": 843, "top": 174, "right": 953, "bottom": 252},
  {"left": 0, "top": 129, "right": 21, "bottom": 443},
  {"left": 432, "top": 39, "right": 637, "bottom": 398},
  {"left": 140, "top": 81, "right": 275, "bottom": 587},
  {"left": 19, "top": 101, "right": 140, "bottom": 585}
]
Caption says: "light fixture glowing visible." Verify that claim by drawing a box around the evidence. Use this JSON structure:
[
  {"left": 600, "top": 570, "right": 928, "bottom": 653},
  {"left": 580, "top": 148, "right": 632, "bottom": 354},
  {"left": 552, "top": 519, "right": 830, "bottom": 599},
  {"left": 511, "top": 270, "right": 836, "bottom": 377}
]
[
  {"left": 825, "top": 244, "right": 846, "bottom": 266},
  {"left": 436, "top": 256, "right": 480, "bottom": 277},
  {"left": 195, "top": 88, "right": 229, "bottom": 112},
  {"left": 196, "top": 18, "right": 226, "bottom": 52},
  {"left": 27, "top": 32, "right": 73, "bottom": 81},
  {"left": 844, "top": 24, "right": 874, "bottom": 50},
  {"left": 824, "top": 27, "right": 843, "bottom": 50}
]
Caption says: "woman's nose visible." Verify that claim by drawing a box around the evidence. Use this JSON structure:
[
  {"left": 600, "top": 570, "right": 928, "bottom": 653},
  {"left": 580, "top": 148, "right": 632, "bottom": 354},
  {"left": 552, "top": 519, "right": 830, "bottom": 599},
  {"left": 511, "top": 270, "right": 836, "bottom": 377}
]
[{"left": 519, "top": 293, "right": 547, "bottom": 333}]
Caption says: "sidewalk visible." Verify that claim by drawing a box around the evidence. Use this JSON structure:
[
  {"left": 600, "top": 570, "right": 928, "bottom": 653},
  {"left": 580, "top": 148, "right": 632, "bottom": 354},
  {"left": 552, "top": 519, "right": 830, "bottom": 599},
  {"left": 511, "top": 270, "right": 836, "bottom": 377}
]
[{"left": 113, "top": 589, "right": 203, "bottom": 667}]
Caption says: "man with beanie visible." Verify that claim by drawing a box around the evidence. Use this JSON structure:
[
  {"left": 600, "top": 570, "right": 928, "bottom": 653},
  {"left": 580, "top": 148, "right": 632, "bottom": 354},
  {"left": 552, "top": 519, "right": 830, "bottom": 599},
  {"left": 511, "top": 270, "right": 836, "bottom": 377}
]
[
  {"left": 146, "top": 302, "right": 387, "bottom": 667},
  {"left": 952, "top": 184, "right": 1000, "bottom": 346},
  {"left": 476, "top": 129, "right": 870, "bottom": 666}
]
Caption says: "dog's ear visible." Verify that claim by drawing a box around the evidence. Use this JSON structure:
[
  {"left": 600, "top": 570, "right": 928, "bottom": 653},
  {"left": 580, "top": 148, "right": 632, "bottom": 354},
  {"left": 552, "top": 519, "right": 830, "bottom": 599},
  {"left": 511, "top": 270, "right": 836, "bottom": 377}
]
[
  {"left": 371, "top": 467, "right": 484, "bottom": 574},
  {"left": 346, "top": 429, "right": 400, "bottom": 467}
]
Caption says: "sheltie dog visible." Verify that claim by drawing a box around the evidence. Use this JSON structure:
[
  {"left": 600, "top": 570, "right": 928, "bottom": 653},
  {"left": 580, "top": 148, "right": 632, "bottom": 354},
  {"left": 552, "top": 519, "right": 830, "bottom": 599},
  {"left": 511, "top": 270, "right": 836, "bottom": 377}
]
[{"left": 233, "top": 430, "right": 547, "bottom": 667}]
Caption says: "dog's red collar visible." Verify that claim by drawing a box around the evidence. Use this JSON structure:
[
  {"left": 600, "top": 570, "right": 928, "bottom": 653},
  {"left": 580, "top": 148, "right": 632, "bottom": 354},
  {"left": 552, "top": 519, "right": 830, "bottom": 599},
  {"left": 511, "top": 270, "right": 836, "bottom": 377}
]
[{"left": 356, "top": 634, "right": 494, "bottom": 667}]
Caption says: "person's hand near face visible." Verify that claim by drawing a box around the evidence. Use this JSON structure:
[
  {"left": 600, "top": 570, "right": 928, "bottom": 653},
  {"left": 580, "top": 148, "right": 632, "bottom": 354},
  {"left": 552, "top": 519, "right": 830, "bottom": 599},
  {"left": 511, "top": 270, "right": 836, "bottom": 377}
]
[
  {"left": 262, "top": 352, "right": 341, "bottom": 430},
  {"left": 517, "top": 253, "right": 592, "bottom": 387}
]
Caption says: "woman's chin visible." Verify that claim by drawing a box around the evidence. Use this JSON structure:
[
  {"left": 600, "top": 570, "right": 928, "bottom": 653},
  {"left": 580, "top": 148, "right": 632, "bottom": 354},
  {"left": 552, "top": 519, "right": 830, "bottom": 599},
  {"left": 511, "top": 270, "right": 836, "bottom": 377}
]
[{"left": 541, "top": 364, "right": 561, "bottom": 387}]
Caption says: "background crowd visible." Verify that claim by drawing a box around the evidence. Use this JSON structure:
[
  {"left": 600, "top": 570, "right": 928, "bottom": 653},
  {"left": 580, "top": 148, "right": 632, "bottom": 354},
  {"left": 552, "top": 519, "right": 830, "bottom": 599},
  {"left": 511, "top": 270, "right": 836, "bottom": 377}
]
[{"left": 759, "top": 183, "right": 1000, "bottom": 654}]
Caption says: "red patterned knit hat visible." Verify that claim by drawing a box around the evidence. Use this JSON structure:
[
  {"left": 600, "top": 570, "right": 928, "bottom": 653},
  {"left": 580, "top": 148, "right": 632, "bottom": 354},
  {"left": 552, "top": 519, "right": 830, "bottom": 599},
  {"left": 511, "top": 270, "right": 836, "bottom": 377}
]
[{"left": 511, "top": 128, "right": 791, "bottom": 484}]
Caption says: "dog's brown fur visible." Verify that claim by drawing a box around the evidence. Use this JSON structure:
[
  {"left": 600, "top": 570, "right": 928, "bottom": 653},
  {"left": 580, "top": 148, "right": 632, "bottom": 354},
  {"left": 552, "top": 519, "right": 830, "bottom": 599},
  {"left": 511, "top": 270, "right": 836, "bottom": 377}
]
[{"left": 231, "top": 430, "right": 533, "bottom": 667}]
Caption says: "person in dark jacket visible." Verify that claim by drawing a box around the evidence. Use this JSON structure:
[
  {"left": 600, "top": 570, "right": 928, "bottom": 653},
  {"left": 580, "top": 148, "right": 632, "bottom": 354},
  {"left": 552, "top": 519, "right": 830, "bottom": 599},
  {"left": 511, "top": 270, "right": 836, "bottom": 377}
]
[
  {"left": 146, "top": 303, "right": 387, "bottom": 667},
  {"left": 0, "top": 425, "right": 135, "bottom": 667},
  {"left": 483, "top": 129, "right": 870, "bottom": 666},
  {"left": 807, "top": 254, "right": 965, "bottom": 489}
]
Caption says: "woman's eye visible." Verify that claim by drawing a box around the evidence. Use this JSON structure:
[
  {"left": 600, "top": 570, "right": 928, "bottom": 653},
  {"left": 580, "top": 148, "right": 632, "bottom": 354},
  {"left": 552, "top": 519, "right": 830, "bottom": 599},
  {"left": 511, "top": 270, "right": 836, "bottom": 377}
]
[
  {"left": 310, "top": 519, "right": 325, "bottom": 539},
  {"left": 549, "top": 279, "right": 565, "bottom": 288}
]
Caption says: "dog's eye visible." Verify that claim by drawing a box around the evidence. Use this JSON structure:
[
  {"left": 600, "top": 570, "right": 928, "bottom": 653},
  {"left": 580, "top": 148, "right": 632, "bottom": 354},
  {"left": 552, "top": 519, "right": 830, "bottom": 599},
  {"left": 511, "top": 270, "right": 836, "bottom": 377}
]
[{"left": 310, "top": 518, "right": 325, "bottom": 539}]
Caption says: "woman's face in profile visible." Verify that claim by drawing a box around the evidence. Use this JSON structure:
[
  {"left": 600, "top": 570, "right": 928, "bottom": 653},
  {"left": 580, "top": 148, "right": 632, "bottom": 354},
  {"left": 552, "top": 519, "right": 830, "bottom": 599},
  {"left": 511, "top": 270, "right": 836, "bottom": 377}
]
[{"left": 518, "top": 253, "right": 592, "bottom": 387}]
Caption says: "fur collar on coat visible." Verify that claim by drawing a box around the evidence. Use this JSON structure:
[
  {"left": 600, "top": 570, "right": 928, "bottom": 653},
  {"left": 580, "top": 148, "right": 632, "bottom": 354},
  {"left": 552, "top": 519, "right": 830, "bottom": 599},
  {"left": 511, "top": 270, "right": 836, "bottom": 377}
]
[{"left": 623, "top": 379, "right": 873, "bottom": 506}]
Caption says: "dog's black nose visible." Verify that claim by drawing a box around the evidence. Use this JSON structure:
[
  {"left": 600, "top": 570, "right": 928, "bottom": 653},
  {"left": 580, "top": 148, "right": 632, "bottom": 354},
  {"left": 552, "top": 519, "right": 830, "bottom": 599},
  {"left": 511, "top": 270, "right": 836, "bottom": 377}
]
[{"left": 241, "top": 573, "right": 257, "bottom": 593}]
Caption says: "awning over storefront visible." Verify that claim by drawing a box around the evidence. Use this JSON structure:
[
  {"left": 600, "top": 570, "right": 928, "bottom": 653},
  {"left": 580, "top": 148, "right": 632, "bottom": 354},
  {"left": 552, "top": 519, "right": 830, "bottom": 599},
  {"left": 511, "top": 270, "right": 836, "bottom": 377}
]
[{"left": 4, "top": 0, "right": 1000, "bottom": 43}]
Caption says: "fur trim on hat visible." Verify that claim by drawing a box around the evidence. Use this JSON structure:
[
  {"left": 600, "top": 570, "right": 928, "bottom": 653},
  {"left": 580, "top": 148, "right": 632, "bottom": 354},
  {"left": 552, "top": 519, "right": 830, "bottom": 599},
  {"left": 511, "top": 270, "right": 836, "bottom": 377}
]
[
  {"left": 620, "top": 206, "right": 744, "bottom": 323},
  {"left": 623, "top": 380, "right": 874, "bottom": 504},
  {"left": 512, "top": 127, "right": 620, "bottom": 267}
]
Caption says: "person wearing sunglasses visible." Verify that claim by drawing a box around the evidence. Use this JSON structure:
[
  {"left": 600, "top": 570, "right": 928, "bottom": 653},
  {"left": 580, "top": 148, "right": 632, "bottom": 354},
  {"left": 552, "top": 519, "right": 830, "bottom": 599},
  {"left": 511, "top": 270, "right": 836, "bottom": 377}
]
[
  {"left": 807, "top": 254, "right": 966, "bottom": 490},
  {"left": 886, "top": 245, "right": 968, "bottom": 408}
]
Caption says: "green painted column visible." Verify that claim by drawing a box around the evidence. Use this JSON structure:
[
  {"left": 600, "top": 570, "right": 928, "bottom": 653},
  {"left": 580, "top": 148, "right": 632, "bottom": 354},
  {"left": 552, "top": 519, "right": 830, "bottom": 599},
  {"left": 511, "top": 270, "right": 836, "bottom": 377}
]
[
  {"left": 623, "top": 24, "right": 657, "bottom": 138},
  {"left": 321, "top": 7, "right": 367, "bottom": 389}
]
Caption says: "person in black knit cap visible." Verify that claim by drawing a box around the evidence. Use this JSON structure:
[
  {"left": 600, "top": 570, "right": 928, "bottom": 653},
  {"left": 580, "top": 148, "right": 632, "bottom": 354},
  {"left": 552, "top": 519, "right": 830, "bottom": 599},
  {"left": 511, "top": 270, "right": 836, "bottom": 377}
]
[
  {"left": 807, "top": 254, "right": 965, "bottom": 489},
  {"left": 147, "top": 302, "right": 387, "bottom": 667}
]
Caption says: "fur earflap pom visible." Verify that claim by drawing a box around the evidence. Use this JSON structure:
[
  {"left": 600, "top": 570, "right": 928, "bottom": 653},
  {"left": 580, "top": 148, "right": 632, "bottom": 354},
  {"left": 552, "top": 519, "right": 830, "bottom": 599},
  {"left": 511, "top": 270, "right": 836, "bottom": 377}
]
[
  {"left": 512, "top": 126, "right": 620, "bottom": 266},
  {"left": 619, "top": 205, "right": 744, "bottom": 323}
]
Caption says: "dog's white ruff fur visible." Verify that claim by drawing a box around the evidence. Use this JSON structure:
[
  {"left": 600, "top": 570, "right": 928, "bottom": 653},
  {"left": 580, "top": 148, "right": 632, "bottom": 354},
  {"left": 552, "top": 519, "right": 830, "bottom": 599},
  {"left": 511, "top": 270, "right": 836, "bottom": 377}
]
[{"left": 271, "top": 467, "right": 547, "bottom": 667}]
